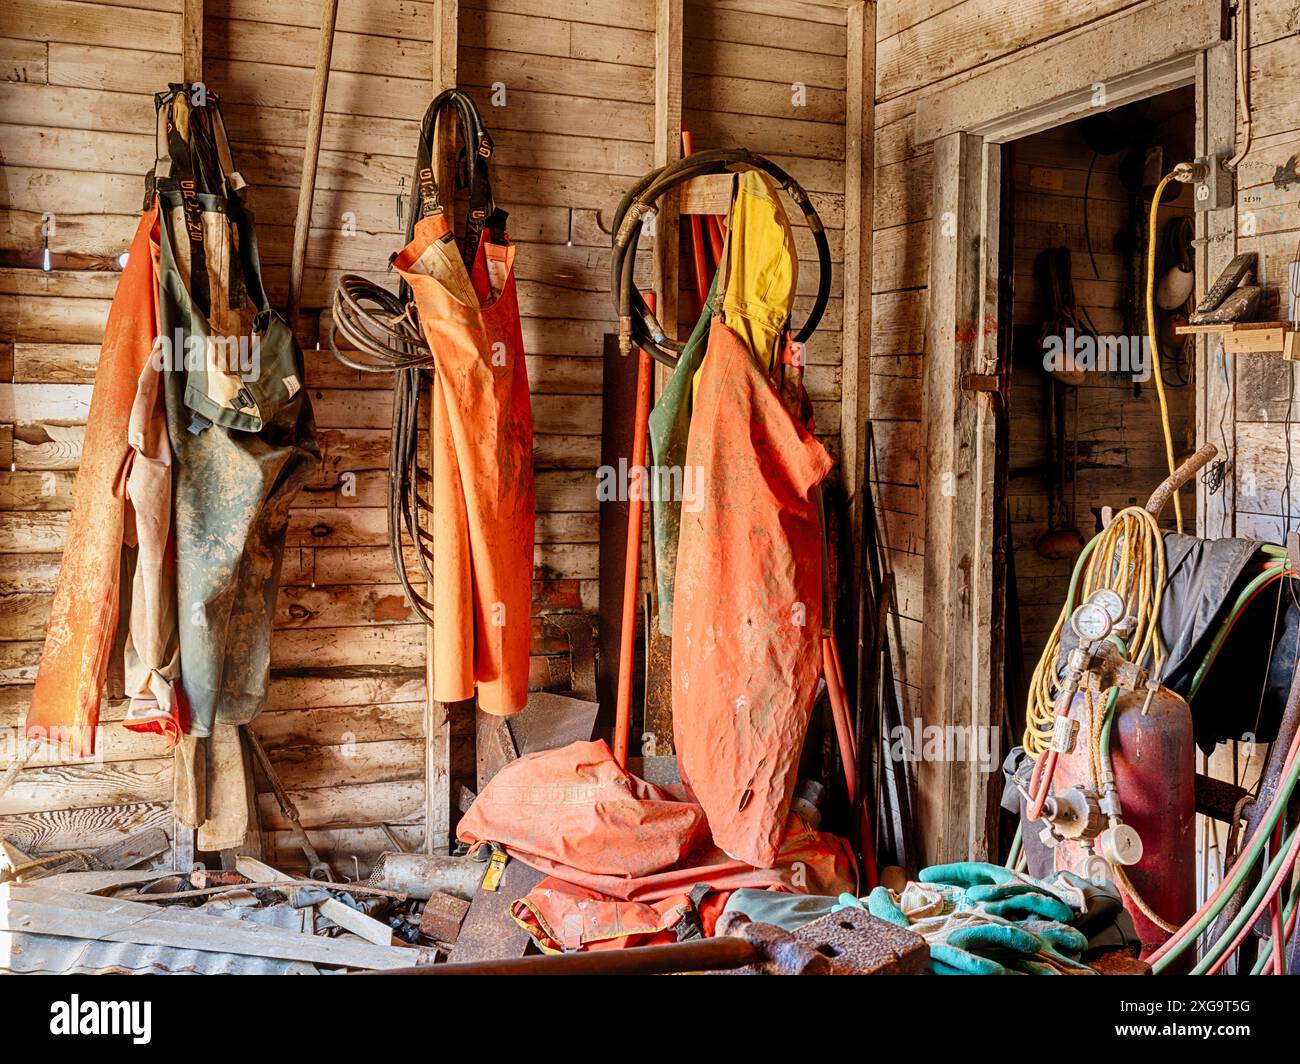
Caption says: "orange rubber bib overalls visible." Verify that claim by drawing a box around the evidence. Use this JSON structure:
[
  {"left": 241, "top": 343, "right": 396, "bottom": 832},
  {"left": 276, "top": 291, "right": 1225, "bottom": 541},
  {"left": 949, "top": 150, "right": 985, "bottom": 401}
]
[
  {"left": 671, "top": 172, "right": 832, "bottom": 868},
  {"left": 393, "top": 93, "right": 534, "bottom": 715}
]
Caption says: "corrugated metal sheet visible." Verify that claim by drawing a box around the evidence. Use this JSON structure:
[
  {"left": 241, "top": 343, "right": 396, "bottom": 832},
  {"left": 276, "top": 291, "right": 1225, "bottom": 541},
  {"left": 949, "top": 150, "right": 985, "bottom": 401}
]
[{"left": 1, "top": 931, "right": 322, "bottom": 975}]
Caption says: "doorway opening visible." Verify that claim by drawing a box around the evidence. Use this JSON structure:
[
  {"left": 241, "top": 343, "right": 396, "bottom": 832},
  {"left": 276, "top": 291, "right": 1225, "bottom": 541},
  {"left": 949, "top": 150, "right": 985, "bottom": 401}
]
[{"left": 1000, "top": 86, "right": 1200, "bottom": 743}]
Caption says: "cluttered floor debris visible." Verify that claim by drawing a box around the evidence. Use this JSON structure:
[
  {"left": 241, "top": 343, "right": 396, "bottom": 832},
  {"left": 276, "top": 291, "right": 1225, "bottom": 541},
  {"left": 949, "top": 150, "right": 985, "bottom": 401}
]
[{"left": 3, "top": 0, "right": 1300, "bottom": 985}]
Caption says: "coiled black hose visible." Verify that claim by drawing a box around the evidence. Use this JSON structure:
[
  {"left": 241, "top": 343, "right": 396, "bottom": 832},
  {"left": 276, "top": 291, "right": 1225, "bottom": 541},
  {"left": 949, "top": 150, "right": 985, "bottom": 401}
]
[{"left": 609, "top": 147, "right": 833, "bottom": 364}]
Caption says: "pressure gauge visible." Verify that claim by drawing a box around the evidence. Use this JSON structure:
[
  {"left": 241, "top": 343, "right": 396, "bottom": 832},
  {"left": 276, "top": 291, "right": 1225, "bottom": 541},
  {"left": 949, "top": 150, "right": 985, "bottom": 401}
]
[
  {"left": 1070, "top": 601, "right": 1113, "bottom": 642},
  {"left": 1089, "top": 588, "right": 1126, "bottom": 624},
  {"left": 1079, "top": 854, "right": 1115, "bottom": 885},
  {"left": 1099, "top": 824, "right": 1144, "bottom": 867}
]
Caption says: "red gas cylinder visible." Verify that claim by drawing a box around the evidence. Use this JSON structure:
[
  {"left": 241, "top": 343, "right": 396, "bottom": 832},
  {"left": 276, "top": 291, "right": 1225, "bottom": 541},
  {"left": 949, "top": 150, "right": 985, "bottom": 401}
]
[{"left": 1050, "top": 685, "right": 1197, "bottom": 959}]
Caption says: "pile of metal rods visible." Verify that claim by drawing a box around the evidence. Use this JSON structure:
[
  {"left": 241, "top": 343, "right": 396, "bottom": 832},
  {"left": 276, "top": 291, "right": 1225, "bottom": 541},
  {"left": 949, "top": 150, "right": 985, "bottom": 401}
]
[{"left": 853, "top": 422, "right": 918, "bottom": 877}]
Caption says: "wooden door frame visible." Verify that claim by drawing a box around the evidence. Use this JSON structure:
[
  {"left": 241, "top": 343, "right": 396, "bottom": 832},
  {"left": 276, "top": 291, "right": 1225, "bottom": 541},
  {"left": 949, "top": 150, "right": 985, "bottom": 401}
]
[{"left": 915, "top": 21, "right": 1234, "bottom": 863}]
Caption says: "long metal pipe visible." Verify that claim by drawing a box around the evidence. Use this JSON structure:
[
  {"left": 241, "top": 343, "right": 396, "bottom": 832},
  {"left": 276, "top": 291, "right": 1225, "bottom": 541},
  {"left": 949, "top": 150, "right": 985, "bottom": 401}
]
[
  {"left": 365, "top": 935, "right": 760, "bottom": 976},
  {"left": 613, "top": 294, "right": 656, "bottom": 766}
]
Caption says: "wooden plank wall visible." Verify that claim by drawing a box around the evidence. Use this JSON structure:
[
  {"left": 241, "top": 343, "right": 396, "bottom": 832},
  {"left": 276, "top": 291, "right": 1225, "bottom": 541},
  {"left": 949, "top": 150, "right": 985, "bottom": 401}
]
[
  {"left": 1007, "top": 104, "right": 1196, "bottom": 678},
  {"left": 1222, "top": 2, "right": 1300, "bottom": 541},
  {"left": 869, "top": 0, "right": 1299, "bottom": 757},
  {"left": 0, "top": 0, "right": 184, "bottom": 856},
  {"left": 452, "top": 0, "right": 655, "bottom": 651},
  {"left": 0, "top": 0, "right": 857, "bottom": 870},
  {"left": 682, "top": 0, "right": 848, "bottom": 464},
  {"left": 205, "top": 0, "right": 436, "bottom": 871}
]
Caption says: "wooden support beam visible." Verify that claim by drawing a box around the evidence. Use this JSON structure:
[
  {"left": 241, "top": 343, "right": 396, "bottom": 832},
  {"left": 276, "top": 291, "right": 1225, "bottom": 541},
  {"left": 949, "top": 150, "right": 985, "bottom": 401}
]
[
  {"left": 677, "top": 174, "right": 733, "bottom": 215},
  {"left": 424, "top": 0, "right": 460, "bottom": 856},
  {"left": 638, "top": 0, "right": 684, "bottom": 759},
  {"left": 182, "top": 0, "right": 203, "bottom": 84},
  {"left": 172, "top": 816, "right": 195, "bottom": 873},
  {"left": 920, "top": 132, "right": 1000, "bottom": 865},
  {"left": 1195, "top": 40, "right": 1237, "bottom": 539},
  {"left": 286, "top": 0, "right": 339, "bottom": 322},
  {"left": 842, "top": 0, "right": 876, "bottom": 533},
  {"left": 430, "top": 0, "right": 459, "bottom": 236}
]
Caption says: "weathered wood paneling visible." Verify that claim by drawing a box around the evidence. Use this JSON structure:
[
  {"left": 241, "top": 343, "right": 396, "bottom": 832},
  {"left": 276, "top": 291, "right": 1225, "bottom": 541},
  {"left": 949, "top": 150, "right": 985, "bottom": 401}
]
[
  {"left": 0, "top": 0, "right": 856, "bottom": 872},
  {"left": 1229, "top": 8, "right": 1300, "bottom": 551},
  {"left": 0, "top": 0, "right": 180, "bottom": 854},
  {"left": 1005, "top": 107, "right": 1197, "bottom": 676},
  {"left": 871, "top": 0, "right": 1297, "bottom": 867}
]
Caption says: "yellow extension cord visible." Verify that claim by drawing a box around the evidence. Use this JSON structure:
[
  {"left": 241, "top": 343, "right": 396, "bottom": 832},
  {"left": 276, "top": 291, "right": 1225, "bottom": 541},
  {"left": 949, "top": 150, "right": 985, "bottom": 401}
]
[
  {"left": 1146, "top": 173, "right": 1183, "bottom": 534},
  {"left": 1023, "top": 177, "right": 1182, "bottom": 755},
  {"left": 1023, "top": 506, "right": 1167, "bottom": 756}
]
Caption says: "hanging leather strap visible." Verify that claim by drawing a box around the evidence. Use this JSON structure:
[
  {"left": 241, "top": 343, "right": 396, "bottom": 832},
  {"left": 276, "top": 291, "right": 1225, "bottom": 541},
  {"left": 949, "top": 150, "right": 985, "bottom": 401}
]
[
  {"left": 410, "top": 89, "right": 507, "bottom": 273},
  {"left": 158, "top": 89, "right": 213, "bottom": 318},
  {"left": 152, "top": 84, "right": 253, "bottom": 314}
]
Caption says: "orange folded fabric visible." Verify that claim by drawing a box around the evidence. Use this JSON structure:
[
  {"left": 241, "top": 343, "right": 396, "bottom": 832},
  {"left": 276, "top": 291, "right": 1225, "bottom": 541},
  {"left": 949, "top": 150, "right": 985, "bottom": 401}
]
[
  {"left": 26, "top": 209, "right": 162, "bottom": 757},
  {"left": 457, "top": 739, "right": 856, "bottom": 906}
]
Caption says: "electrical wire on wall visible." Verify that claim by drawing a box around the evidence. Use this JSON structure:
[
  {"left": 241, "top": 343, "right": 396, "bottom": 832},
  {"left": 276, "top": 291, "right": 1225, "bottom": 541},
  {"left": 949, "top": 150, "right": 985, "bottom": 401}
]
[
  {"left": 1225, "top": 0, "right": 1252, "bottom": 171},
  {"left": 1079, "top": 150, "right": 1104, "bottom": 339},
  {"left": 1157, "top": 214, "right": 1195, "bottom": 388},
  {"left": 1145, "top": 174, "right": 1184, "bottom": 532}
]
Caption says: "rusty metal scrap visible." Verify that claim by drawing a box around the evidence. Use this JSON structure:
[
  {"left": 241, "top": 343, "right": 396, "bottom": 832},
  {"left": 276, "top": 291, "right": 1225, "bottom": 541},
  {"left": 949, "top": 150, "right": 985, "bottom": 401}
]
[
  {"left": 788, "top": 907, "right": 929, "bottom": 976},
  {"left": 419, "top": 890, "right": 471, "bottom": 943}
]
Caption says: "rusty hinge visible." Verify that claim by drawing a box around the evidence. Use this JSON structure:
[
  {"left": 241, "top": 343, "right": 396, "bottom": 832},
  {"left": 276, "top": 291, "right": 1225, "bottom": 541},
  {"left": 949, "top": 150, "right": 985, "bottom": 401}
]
[{"left": 961, "top": 372, "right": 1000, "bottom": 393}]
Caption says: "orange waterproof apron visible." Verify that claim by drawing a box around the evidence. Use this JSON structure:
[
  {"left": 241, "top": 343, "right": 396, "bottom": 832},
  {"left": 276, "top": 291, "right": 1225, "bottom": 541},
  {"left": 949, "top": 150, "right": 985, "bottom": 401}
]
[
  {"left": 25, "top": 209, "right": 163, "bottom": 757},
  {"left": 672, "top": 316, "right": 833, "bottom": 869},
  {"left": 393, "top": 214, "right": 534, "bottom": 715}
]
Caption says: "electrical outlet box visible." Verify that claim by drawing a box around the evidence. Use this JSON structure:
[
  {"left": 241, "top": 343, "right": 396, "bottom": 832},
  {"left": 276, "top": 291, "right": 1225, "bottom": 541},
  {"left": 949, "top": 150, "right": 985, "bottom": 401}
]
[{"left": 1193, "top": 154, "right": 1234, "bottom": 211}]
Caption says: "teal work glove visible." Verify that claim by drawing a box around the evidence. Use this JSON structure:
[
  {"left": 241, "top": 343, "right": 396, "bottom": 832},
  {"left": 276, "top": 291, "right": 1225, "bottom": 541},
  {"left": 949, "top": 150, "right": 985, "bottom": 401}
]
[
  {"left": 965, "top": 883, "right": 1076, "bottom": 924},
  {"left": 918, "top": 862, "right": 1017, "bottom": 889},
  {"left": 932, "top": 921, "right": 1044, "bottom": 975},
  {"left": 866, "top": 886, "right": 912, "bottom": 927},
  {"left": 1021, "top": 918, "right": 1089, "bottom": 957},
  {"left": 922, "top": 862, "right": 1078, "bottom": 924},
  {"left": 873, "top": 866, "right": 1096, "bottom": 975},
  {"left": 869, "top": 887, "right": 1049, "bottom": 974}
]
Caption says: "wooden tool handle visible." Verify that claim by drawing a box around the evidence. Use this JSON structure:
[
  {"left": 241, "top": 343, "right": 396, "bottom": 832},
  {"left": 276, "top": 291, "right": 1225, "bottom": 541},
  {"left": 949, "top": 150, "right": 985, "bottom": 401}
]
[{"left": 1146, "top": 443, "right": 1217, "bottom": 518}]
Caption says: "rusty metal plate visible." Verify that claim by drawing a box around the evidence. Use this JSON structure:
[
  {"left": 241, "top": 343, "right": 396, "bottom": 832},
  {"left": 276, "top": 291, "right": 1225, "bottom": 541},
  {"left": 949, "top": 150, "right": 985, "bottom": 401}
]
[
  {"left": 449, "top": 858, "right": 545, "bottom": 963},
  {"left": 793, "top": 907, "right": 929, "bottom": 975}
]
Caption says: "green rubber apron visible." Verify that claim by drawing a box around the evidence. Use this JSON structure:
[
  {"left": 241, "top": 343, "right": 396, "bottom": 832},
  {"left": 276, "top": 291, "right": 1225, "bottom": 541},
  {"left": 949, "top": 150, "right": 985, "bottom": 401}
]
[
  {"left": 646, "top": 274, "right": 716, "bottom": 636},
  {"left": 152, "top": 87, "right": 319, "bottom": 738}
]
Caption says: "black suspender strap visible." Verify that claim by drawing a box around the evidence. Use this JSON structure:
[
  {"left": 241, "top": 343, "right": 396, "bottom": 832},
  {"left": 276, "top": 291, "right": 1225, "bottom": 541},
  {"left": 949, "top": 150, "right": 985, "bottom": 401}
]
[
  {"left": 156, "top": 86, "right": 213, "bottom": 318},
  {"left": 410, "top": 89, "right": 506, "bottom": 274},
  {"left": 153, "top": 84, "right": 253, "bottom": 316}
]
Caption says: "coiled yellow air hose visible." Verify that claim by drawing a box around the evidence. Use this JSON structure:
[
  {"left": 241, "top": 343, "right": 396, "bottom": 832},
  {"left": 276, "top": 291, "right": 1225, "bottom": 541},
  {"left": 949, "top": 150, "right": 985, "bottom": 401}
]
[{"left": 1023, "top": 506, "right": 1167, "bottom": 757}]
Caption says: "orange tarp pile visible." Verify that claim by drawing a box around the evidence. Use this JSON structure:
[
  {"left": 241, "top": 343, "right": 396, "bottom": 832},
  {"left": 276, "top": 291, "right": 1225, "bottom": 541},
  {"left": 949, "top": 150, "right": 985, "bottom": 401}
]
[{"left": 457, "top": 740, "right": 856, "bottom": 951}]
